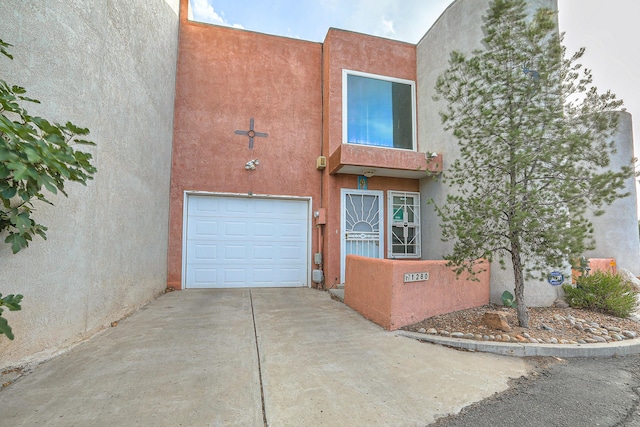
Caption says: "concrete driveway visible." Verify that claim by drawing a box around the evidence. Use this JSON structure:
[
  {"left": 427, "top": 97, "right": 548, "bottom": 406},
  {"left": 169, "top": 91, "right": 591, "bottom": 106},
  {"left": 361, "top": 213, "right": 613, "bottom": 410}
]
[{"left": 0, "top": 288, "right": 529, "bottom": 426}]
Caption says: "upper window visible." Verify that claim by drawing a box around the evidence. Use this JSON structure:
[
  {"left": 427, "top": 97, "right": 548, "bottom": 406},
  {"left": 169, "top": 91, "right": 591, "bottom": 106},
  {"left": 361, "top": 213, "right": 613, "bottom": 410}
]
[{"left": 343, "top": 70, "right": 416, "bottom": 150}]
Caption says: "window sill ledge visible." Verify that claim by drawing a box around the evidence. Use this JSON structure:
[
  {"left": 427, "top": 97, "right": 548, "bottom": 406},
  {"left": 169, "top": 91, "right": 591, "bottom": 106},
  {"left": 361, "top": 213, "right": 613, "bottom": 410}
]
[{"left": 328, "top": 144, "right": 442, "bottom": 179}]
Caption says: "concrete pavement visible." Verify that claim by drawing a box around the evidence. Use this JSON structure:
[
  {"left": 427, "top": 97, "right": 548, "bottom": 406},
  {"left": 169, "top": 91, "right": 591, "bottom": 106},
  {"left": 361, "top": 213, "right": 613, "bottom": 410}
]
[{"left": 0, "top": 288, "right": 529, "bottom": 426}]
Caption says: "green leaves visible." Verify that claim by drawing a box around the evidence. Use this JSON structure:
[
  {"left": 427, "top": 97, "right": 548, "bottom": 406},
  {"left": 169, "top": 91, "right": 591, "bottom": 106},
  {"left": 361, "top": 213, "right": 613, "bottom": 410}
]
[
  {"left": 0, "top": 293, "right": 23, "bottom": 340},
  {"left": 0, "top": 38, "right": 96, "bottom": 340},
  {"left": 0, "top": 38, "right": 96, "bottom": 254},
  {"left": 434, "top": 0, "right": 634, "bottom": 326}
]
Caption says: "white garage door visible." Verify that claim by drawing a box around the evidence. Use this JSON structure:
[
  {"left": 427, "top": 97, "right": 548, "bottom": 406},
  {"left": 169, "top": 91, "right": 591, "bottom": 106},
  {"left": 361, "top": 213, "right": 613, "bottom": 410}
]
[{"left": 184, "top": 195, "right": 309, "bottom": 288}]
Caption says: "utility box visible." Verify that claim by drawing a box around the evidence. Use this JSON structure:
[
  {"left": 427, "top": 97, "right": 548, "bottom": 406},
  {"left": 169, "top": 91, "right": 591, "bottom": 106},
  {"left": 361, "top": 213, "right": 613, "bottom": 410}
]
[{"left": 312, "top": 269, "right": 324, "bottom": 284}]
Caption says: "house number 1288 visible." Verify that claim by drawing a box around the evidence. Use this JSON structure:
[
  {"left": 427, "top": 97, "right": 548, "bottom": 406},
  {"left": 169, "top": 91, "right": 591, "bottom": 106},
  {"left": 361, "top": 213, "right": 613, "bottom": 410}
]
[{"left": 404, "top": 272, "right": 429, "bottom": 283}]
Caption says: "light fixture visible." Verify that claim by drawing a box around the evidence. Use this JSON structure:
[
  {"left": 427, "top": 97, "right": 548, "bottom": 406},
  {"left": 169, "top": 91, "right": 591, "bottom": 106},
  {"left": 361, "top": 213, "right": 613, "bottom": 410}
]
[
  {"left": 245, "top": 159, "right": 259, "bottom": 170},
  {"left": 427, "top": 152, "right": 438, "bottom": 159},
  {"left": 362, "top": 170, "right": 375, "bottom": 178}
]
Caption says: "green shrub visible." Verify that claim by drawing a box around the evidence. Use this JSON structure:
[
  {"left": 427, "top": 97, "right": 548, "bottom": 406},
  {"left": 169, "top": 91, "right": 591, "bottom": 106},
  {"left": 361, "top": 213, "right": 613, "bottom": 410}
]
[{"left": 562, "top": 271, "right": 638, "bottom": 318}]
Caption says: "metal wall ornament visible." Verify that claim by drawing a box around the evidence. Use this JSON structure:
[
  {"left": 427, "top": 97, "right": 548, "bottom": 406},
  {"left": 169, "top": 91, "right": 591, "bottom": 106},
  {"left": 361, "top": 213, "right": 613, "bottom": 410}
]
[{"left": 235, "top": 118, "right": 268, "bottom": 149}]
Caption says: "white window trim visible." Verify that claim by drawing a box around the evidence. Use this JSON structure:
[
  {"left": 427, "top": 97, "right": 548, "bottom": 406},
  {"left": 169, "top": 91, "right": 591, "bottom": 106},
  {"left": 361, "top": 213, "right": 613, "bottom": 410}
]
[
  {"left": 387, "top": 191, "right": 421, "bottom": 259},
  {"left": 342, "top": 69, "right": 417, "bottom": 151}
]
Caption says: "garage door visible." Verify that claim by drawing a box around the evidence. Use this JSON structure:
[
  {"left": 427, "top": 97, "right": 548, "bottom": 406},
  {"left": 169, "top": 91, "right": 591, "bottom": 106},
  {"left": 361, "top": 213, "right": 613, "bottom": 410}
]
[{"left": 184, "top": 195, "right": 309, "bottom": 288}]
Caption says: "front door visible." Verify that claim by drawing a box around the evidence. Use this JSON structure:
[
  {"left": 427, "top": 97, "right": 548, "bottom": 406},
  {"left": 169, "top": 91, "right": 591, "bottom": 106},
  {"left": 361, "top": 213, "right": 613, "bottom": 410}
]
[{"left": 341, "top": 189, "right": 384, "bottom": 282}]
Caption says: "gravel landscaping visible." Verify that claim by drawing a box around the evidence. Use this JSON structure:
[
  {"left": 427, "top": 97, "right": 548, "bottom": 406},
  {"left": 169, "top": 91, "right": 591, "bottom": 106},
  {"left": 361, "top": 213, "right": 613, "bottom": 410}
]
[{"left": 402, "top": 304, "right": 640, "bottom": 344}]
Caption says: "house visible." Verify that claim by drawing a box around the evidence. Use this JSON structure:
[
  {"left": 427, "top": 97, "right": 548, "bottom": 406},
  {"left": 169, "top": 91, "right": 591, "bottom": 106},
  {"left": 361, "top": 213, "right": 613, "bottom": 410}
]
[
  {"left": 167, "top": 0, "right": 640, "bottom": 307},
  {"left": 167, "top": 7, "right": 442, "bottom": 294},
  {"left": 1, "top": 0, "right": 638, "bottom": 368}
]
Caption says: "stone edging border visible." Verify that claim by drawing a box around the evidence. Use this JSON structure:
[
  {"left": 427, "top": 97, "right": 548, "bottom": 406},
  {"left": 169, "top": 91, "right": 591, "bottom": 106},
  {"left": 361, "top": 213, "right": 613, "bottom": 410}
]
[{"left": 395, "top": 330, "right": 640, "bottom": 358}]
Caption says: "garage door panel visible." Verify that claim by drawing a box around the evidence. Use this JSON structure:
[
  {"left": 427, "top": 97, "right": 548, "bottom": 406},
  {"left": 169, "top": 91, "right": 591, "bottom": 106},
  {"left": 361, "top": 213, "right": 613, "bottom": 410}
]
[
  {"left": 281, "top": 245, "right": 304, "bottom": 261},
  {"left": 253, "top": 245, "right": 276, "bottom": 261},
  {"left": 224, "top": 221, "right": 249, "bottom": 237},
  {"left": 185, "top": 195, "right": 309, "bottom": 288},
  {"left": 280, "top": 222, "right": 304, "bottom": 238},
  {"left": 254, "top": 222, "right": 275, "bottom": 237},
  {"left": 281, "top": 268, "right": 305, "bottom": 286},
  {"left": 193, "top": 196, "right": 221, "bottom": 215},
  {"left": 226, "top": 198, "right": 249, "bottom": 214},
  {"left": 188, "top": 219, "right": 218, "bottom": 238},
  {"left": 194, "top": 244, "right": 217, "bottom": 261},
  {"left": 224, "top": 244, "right": 247, "bottom": 261},
  {"left": 193, "top": 268, "right": 217, "bottom": 286},
  {"left": 224, "top": 268, "right": 247, "bottom": 283}
]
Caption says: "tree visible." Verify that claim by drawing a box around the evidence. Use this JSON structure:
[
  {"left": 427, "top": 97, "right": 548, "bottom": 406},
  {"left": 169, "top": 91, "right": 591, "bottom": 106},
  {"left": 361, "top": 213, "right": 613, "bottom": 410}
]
[
  {"left": 0, "top": 38, "right": 97, "bottom": 339},
  {"left": 433, "top": 0, "right": 634, "bottom": 327}
]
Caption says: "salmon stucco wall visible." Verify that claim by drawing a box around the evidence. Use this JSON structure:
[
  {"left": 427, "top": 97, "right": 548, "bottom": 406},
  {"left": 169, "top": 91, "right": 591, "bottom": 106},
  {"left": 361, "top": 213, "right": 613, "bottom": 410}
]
[
  {"left": 321, "top": 29, "right": 420, "bottom": 288},
  {"left": 571, "top": 258, "right": 617, "bottom": 282},
  {"left": 344, "top": 255, "right": 490, "bottom": 330},
  {"left": 168, "top": 0, "right": 323, "bottom": 288}
]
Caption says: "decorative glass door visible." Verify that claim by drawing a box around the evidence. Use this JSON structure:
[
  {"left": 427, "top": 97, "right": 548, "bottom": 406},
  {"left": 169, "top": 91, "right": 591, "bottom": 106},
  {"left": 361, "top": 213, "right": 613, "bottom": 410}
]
[
  {"left": 341, "top": 189, "right": 384, "bottom": 282},
  {"left": 388, "top": 191, "right": 421, "bottom": 258}
]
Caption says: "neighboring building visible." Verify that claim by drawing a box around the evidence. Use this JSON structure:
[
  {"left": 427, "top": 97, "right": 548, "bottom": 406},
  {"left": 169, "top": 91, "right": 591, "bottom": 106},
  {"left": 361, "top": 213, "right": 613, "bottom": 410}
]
[
  {"left": 0, "top": 0, "right": 180, "bottom": 369},
  {"left": 167, "top": 0, "right": 640, "bottom": 307}
]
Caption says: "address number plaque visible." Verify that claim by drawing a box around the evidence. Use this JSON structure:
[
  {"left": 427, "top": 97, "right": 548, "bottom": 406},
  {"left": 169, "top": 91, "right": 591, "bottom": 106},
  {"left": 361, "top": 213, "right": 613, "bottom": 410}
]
[{"left": 404, "top": 272, "right": 429, "bottom": 283}]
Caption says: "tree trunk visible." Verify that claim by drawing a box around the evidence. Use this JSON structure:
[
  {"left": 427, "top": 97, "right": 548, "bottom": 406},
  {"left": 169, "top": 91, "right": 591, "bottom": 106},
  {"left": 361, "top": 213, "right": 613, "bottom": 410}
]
[{"left": 511, "top": 243, "right": 529, "bottom": 328}]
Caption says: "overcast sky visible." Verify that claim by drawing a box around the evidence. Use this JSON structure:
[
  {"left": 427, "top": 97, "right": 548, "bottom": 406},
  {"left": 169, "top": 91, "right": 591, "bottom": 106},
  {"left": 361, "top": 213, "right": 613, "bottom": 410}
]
[{"left": 189, "top": 0, "right": 640, "bottom": 213}]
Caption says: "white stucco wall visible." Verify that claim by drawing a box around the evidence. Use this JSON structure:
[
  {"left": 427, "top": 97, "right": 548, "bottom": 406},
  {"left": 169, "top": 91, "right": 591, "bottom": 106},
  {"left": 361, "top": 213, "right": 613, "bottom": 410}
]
[
  {"left": 584, "top": 111, "right": 640, "bottom": 275},
  {"left": 0, "top": 0, "right": 179, "bottom": 368},
  {"left": 416, "top": 0, "right": 575, "bottom": 307}
]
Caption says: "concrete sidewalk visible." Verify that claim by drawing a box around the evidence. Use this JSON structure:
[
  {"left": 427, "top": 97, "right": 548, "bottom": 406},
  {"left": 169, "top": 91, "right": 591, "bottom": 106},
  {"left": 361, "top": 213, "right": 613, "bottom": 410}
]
[{"left": 0, "top": 289, "right": 529, "bottom": 426}]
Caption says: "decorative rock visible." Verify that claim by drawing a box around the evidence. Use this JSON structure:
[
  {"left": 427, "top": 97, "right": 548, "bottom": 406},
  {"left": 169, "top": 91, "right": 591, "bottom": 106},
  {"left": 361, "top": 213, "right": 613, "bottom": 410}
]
[
  {"left": 418, "top": 328, "right": 427, "bottom": 334},
  {"left": 474, "top": 334, "right": 483, "bottom": 340},
  {"left": 427, "top": 328, "right": 438, "bottom": 335},
  {"left": 607, "top": 326, "right": 622, "bottom": 333},
  {"left": 523, "top": 332, "right": 531, "bottom": 339},
  {"left": 568, "top": 341, "right": 578, "bottom": 344},
  {"left": 483, "top": 335, "right": 491, "bottom": 341},
  {"left": 439, "top": 330, "right": 450, "bottom": 336},
  {"left": 553, "top": 299, "right": 570, "bottom": 309},
  {"left": 585, "top": 338, "right": 598, "bottom": 343},
  {"left": 574, "top": 324, "right": 584, "bottom": 331},
  {"left": 590, "top": 335, "right": 607, "bottom": 343},
  {"left": 618, "top": 268, "right": 640, "bottom": 292},
  {"left": 603, "top": 335, "right": 613, "bottom": 342},
  {"left": 578, "top": 340, "right": 587, "bottom": 344},
  {"left": 541, "top": 324, "right": 555, "bottom": 331},
  {"left": 463, "top": 333, "right": 475, "bottom": 339},
  {"left": 576, "top": 318, "right": 587, "bottom": 323},
  {"left": 611, "top": 333, "right": 624, "bottom": 341},
  {"left": 549, "top": 337, "right": 558, "bottom": 344},
  {"left": 451, "top": 332, "right": 464, "bottom": 338},
  {"left": 560, "top": 339, "right": 569, "bottom": 344},
  {"left": 489, "top": 335, "right": 495, "bottom": 341},
  {"left": 482, "top": 311, "right": 512, "bottom": 332},
  {"left": 623, "top": 330, "right": 637, "bottom": 339},
  {"left": 515, "top": 335, "right": 527, "bottom": 342},
  {"left": 528, "top": 337, "right": 539, "bottom": 343},
  {"left": 589, "top": 322, "right": 600, "bottom": 328}
]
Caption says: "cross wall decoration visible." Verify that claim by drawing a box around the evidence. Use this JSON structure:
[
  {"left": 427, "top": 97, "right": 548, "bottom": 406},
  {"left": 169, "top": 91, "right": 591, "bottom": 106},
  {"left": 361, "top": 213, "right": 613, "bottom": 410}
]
[{"left": 235, "top": 118, "right": 268, "bottom": 149}]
